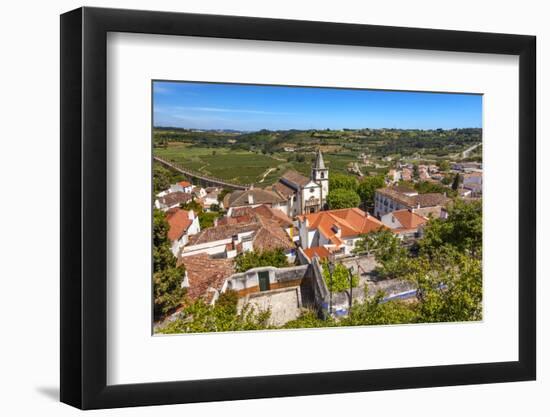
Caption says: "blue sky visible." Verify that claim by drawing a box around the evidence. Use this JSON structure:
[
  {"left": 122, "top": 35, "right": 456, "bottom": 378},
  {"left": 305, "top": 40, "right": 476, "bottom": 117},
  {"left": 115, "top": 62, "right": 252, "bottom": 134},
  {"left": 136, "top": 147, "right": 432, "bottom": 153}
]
[{"left": 153, "top": 81, "right": 482, "bottom": 131}]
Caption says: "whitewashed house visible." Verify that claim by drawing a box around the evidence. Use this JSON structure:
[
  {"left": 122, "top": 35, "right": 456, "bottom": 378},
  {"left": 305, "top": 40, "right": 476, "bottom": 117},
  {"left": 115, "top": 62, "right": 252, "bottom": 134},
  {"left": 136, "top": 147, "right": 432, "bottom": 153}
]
[
  {"left": 297, "top": 207, "right": 387, "bottom": 256},
  {"left": 169, "top": 180, "right": 193, "bottom": 194},
  {"left": 381, "top": 209, "right": 429, "bottom": 238},
  {"left": 165, "top": 208, "right": 201, "bottom": 256}
]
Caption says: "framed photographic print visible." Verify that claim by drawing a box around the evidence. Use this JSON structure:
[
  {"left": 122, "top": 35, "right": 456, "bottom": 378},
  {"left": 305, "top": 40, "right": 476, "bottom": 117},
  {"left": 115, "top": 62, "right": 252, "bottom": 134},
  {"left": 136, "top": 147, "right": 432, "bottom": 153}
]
[{"left": 60, "top": 7, "right": 536, "bottom": 410}]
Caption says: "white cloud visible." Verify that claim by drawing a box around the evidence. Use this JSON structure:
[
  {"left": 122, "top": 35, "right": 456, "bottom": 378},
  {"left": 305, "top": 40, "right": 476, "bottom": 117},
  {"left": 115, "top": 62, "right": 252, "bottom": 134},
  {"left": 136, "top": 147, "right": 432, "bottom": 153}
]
[{"left": 175, "top": 106, "right": 294, "bottom": 116}]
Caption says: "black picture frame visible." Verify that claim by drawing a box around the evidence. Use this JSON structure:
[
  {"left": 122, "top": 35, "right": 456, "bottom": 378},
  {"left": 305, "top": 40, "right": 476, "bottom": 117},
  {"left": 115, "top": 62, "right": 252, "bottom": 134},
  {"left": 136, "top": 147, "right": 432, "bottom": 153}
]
[{"left": 60, "top": 6, "right": 536, "bottom": 410}]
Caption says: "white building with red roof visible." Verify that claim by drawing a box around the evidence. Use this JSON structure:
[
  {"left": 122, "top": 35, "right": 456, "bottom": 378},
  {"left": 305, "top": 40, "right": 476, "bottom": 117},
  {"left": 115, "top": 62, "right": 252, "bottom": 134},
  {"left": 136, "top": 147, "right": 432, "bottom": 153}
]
[
  {"left": 381, "top": 209, "right": 429, "bottom": 238},
  {"left": 165, "top": 208, "right": 201, "bottom": 256},
  {"left": 297, "top": 207, "right": 387, "bottom": 256},
  {"left": 169, "top": 180, "right": 193, "bottom": 194}
]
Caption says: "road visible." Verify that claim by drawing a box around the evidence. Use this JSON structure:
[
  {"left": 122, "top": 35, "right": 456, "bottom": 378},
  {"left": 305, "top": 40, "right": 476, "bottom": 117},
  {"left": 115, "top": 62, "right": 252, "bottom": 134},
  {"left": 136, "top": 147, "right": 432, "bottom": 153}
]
[{"left": 459, "top": 142, "right": 482, "bottom": 159}]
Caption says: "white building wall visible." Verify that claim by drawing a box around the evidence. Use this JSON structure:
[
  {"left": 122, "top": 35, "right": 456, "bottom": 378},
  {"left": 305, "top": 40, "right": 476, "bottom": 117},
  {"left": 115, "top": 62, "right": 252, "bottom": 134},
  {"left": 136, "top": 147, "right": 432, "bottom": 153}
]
[{"left": 381, "top": 212, "right": 405, "bottom": 230}]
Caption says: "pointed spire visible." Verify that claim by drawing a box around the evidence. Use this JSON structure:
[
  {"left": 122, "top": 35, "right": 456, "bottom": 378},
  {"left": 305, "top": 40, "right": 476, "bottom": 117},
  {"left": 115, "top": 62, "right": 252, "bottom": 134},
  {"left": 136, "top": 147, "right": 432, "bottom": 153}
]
[{"left": 315, "top": 149, "right": 325, "bottom": 170}]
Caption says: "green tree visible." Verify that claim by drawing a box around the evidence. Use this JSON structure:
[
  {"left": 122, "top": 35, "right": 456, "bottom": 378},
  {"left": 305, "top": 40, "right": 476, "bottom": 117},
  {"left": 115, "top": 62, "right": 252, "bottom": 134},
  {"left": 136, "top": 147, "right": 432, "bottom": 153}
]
[
  {"left": 180, "top": 199, "right": 203, "bottom": 214},
  {"left": 209, "top": 203, "right": 221, "bottom": 212},
  {"left": 283, "top": 309, "right": 333, "bottom": 329},
  {"left": 329, "top": 173, "right": 358, "bottom": 191},
  {"left": 451, "top": 173, "right": 461, "bottom": 190},
  {"left": 218, "top": 189, "right": 231, "bottom": 203},
  {"left": 441, "top": 174, "right": 453, "bottom": 186},
  {"left": 321, "top": 261, "right": 359, "bottom": 293},
  {"left": 158, "top": 298, "right": 271, "bottom": 334},
  {"left": 153, "top": 162, "right": 184, "bottom": 195},
  {"left": 198, "top": 211, "right": 219, "bottom": 229},
  {"left": 420, "top": 199, "right": 482, "bottom": 257},
  {"left": 357, "top": 175, "right": 385, "bottom": 207},
  {"left": 414, "top": 181, "right": 456, "bottom": 197},
  {"left": 354, "top": 228, "right": 409, "bottom": 279},
  {"left": 326, "top": 188, "right": 361, "bottom": 209},
  {"left": 235, "top": 249, "right": 289, "bottom": 273},
  {"left": 340, "top": 290, "right": 418, "bottom": 326},
  {"left": 153, "top": 209, "right": 185, "bottom": 318},
  {"left": 405, "top": 247, "right": 482, "bottom": 323},
  {"left": 437, "top": 160, "right": 451, "bottom": 172}
]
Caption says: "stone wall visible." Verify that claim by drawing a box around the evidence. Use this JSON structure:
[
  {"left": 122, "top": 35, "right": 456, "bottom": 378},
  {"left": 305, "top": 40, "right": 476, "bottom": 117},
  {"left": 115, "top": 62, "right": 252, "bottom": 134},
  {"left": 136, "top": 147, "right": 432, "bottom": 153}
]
[
  {"left": 308, "top": 257, "right": 330, "bottom": 318},
  {"left": 225, "top": 265, "right": 309, "bottom": 297}
]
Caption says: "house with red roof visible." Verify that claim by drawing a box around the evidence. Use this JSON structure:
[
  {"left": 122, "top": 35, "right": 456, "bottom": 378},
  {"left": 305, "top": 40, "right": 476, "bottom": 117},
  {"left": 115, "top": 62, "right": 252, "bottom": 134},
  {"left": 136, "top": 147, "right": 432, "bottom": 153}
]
[
  {"left": 297, "top": 207, "right": 387, "bottom": 256},
  {"left": 169, "top": 180, "right": 193, "bottom": 194},
  {"left": 165, "top": 208, "right": 201, "bottom": 256},
  {"left": 180, "top": 215, "right": 295, "bottom": 261},
  {"left": 176, "top": 253, "right": 235, "bottom": 304},
  {"left": 381, "top": 209, "right": 429, "bottom": 238}
]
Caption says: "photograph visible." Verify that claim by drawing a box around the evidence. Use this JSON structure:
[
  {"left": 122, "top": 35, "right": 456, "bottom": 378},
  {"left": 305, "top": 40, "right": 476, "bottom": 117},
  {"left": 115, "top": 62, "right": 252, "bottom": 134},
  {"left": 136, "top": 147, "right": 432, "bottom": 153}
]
[{"left": 152, "top": 81, "right": 483, "bottom": 334}]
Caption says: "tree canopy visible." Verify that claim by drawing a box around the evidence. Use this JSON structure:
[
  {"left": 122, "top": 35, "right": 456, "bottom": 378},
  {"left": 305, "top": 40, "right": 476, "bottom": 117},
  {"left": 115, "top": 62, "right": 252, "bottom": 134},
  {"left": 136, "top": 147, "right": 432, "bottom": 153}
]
[
  {"left": 321, "top": 261, "right": 359, "bottom": 293},
  {"left": 326, "top": 188, "right": 361, "bottom": 209},
  {"left": 353, "top": 228, "right": 409, "bottom": 279},
  {"left": 329, "top": 173, "right": 359, "bottom": 191},
  {"left": 158, "top": 296, "right": 271, "bottom": 334},
  {"left": 234, "top": 248, "right": 288, "bottom": 273},
  {"left": 420, "top": 199, "right": 482, "bottom": 257},
  {"left": 356, "top": 175, "right": 385, "bottom": 207},
  {"left": 153, "top": 209, "right": 186, "bottom": 318}
]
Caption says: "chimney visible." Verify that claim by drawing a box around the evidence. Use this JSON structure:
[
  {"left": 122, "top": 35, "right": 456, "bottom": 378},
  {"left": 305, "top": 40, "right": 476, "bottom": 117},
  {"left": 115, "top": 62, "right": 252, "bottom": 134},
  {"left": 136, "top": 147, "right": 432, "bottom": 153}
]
[{"left": 247, "top": 192, "right": 254, "bottom": 205}]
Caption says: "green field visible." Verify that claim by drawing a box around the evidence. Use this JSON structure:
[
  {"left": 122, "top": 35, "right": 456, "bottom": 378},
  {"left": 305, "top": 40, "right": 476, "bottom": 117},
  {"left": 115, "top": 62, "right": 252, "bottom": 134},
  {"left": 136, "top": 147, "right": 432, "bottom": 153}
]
[
  {"left": 154, "top": 143, "right": 358, "bottom": 185},
  {"left": 152, "top": 127, "right": 482, "bottom": 186}
]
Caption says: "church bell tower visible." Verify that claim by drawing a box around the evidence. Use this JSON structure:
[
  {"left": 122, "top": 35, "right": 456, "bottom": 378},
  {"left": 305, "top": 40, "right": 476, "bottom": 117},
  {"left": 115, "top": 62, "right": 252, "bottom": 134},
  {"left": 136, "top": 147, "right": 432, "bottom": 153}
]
[{"left": 312, "top": 149, "right": 329, "bottom": 209}]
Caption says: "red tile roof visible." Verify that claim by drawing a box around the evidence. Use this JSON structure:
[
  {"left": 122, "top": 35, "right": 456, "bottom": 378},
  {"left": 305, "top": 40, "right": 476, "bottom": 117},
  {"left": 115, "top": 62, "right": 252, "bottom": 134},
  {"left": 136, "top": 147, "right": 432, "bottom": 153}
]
[
  {"left": 158, "top": 192, "right": 193, "bottom": 207},
  {"left": 252, "top": 216, "right": 295, "bottom": 252},
  {"left": 166, "top": 208, "right": 193, "bottom": 241},
  {"left": 299, "top": 208, "right": 387, "bottom": 245},
  {"left": 303, "top": 246, "right": 331, "bottom": 260},
  {"left": 189, "top": 216, "right": 294, "bottom": 252},
  {"left": 179, "top": 180, "right": 192, "bottom": 187},
  {"left": 390, "top": 209, "right": 428, "bottom": 230},
  {"left": 176, "top": 254, "right": 234, "bottom": 302}
]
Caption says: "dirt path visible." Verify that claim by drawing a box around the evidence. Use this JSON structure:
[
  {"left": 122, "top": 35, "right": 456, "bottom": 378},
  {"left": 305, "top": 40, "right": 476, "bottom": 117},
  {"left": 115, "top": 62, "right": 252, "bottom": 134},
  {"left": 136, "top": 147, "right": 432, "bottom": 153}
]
[{"left": 259, "top": 167, "right": 276, "bottom": 183}]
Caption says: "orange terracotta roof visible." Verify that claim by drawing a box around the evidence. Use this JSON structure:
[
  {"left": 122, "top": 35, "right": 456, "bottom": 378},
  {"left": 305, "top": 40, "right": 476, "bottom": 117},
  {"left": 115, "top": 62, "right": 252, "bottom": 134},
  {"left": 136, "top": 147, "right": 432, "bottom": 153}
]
[
  {"left": 390, "top": 209, "right": 428, "bottom": 230},
  {"left": 303, "top": 246, "right": 330, "bottom": 260},
  {"left": 179, "top": 181, "right": 192, "bottom": 187},
  {"left": 166, "top": 209, "right": 193, "bottom": 241},
  {"left": 176, "top": 254, "right": 235, "bottom": 302},
  {"left": 299, "top": 208, "right": 387, "bottom": 245}
]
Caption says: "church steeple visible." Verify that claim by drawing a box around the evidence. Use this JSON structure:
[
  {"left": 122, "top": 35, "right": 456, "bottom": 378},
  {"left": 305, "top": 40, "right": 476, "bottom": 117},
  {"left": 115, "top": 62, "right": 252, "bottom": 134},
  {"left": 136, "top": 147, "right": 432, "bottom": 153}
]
[
  {"left": 314, "top": 149, "right": 326, "bottom": 170},
  {"left": 312, "top": 149, "right": 329, "bottom": 210}
]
